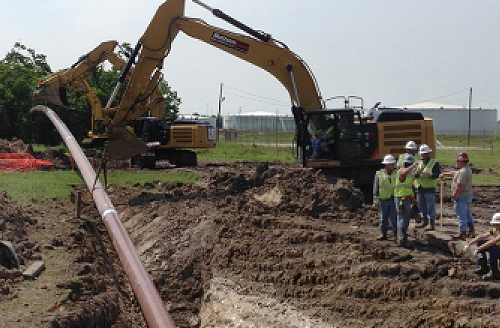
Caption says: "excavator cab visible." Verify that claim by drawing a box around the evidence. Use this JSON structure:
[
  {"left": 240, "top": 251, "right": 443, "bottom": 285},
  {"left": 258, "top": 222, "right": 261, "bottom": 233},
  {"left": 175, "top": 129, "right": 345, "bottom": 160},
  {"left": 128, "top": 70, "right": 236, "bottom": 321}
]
[{"left": 299, "top": 109, "right": 372, "bottom": 165}]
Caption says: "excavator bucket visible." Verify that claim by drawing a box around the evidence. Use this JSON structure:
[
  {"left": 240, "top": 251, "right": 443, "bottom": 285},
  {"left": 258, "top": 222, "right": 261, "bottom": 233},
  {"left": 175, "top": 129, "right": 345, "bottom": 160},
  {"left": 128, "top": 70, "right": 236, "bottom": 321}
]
[
  {"left": 106, "top": 126, "right": 147, "bottom": 160},
  {"left": 34, "top": 84, "right": 69, "bottom": 107}
]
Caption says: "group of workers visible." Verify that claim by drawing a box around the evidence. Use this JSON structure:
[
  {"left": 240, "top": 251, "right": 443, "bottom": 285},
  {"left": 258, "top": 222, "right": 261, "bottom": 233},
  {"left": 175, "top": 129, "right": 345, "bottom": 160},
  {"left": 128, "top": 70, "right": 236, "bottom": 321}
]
[
  {"left": 373, "top": 140, "right": 441, "bottom": 247},
  {"left": 373, "top": 141, "right": 500, "bottom": 279}
]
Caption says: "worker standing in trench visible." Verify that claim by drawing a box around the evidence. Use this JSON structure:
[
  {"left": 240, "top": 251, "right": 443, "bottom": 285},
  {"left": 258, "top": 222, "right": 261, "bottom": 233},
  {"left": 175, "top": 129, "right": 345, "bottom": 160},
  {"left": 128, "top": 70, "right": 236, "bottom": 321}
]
[{"left": 373, "top": 154, "right": 398, "bottom": 241}]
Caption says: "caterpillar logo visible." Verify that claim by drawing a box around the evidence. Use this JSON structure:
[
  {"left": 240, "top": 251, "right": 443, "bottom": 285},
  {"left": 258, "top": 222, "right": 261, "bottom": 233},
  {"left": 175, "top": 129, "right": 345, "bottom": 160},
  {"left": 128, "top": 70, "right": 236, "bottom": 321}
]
[{"left": 211, "top": 32, "right": 249, "bottom": 53}]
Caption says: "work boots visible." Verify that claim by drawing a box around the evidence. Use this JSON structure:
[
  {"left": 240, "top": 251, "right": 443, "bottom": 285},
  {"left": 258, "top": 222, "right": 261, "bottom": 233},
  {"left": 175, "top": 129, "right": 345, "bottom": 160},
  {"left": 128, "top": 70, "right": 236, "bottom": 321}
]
[
  {"left": 483, "top": 259, "right": 500, "bottom": 281},
  {"left": 425, "top": 220, "right": 435, "bottom": 231},
  {"left": 417, "top": 216, "right": 428, "bottom": 229},
  {"left": 474, "top": 256, "right": 489, "bottom": 276},
  {"left": 376, "top": 230, "right": 388, "bottom": 241},
  {"left": 452, "top": 232, "right": 467, "bottom": 241},
  {"left": 467, "top": 224, "right": 475, "bottom": 238}
]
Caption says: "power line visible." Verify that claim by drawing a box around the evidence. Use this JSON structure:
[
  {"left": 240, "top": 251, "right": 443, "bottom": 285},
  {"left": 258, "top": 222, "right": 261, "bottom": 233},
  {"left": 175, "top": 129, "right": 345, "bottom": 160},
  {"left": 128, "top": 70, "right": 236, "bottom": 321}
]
[
  {"left": 419, "top": 89, "right": 469, "bottom": 103},
  {"left": 224, "top": 84, "right": 290, "bottom": 106},
  {"left": 474, "top": 97, "right": 499, "bottom": 107},
  {"left": 224, "top": 91, "right": 290, "bottom": 107}
]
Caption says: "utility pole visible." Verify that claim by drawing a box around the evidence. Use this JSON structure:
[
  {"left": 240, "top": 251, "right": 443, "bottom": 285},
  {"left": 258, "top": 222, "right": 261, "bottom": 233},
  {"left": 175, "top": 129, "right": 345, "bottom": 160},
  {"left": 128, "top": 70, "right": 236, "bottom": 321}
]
[
  {"left": 467, "top": 87, "right": 472, "bottom": 146},
  {"left": 217, "top": 83, "right": 224, "bottom": 142}
]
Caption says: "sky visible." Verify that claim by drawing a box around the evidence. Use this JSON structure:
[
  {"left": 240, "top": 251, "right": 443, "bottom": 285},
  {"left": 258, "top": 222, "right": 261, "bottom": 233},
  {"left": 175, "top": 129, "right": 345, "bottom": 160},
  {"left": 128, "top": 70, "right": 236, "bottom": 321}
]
[{"left": 1, "top": 0, "right": 499, "bottom": 117}]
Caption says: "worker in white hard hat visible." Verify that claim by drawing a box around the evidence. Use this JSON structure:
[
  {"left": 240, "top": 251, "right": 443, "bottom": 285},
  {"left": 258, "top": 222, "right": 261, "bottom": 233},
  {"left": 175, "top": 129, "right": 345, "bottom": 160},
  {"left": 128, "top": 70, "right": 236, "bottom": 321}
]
[
  {"left": 397, "top": 140, "right": 420, "bottom": 168},
  {"left": 414, "top": 144, "right": 441, "bottom": 230},
  {"left": 373, "top": 154, "right": 398, "bottom": 240},
  {"left": 394, "top": 154, "right": 418, "bottom": 247},
  {"left": 466, "top": 213, "right": 500, "bottom": 280}
]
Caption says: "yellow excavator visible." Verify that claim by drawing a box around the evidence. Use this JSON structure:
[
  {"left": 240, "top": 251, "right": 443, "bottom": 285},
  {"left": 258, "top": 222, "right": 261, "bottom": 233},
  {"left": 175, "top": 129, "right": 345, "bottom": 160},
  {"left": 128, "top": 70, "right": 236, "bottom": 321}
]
[
  {"left": 35, "top": 38, "right": 215, "bottom": 167},
  {"left": 36, "top": 0, "right": 435, "bottom": 192}
]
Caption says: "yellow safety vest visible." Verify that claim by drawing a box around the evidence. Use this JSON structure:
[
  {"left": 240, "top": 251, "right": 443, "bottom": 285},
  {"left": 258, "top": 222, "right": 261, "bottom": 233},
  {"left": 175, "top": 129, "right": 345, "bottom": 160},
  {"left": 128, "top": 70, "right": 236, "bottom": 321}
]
[
  {"left": 376, "top": 170, "right": 396, "bottom": 200},
  {"left": 395, "top": 170, "right": 414, "bottom": 197},
  {"left": 415, "top": 159, "right": 437, "bottom": 189},
  {"left": 492, "top": 228, "right": 500, "bottom": 246}
]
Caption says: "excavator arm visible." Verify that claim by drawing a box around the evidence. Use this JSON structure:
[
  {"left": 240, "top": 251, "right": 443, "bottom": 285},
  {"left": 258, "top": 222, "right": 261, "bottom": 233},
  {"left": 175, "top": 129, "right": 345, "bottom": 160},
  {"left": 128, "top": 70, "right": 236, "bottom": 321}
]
[
  {"left": 176, "top": 17, "right": 324, "bottom": 111},
  {"left": 110, "top": 0, "right": 323, "bottom": 126},
  {"left": 35, "top": 40, "right": 166, "bottom": 128}
]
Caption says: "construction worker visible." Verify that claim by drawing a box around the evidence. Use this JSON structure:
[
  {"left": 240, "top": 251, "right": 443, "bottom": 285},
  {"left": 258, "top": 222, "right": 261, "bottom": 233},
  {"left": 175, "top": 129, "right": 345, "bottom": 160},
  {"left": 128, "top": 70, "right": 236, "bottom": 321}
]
[
  {"left": 466, "top": 213, "right": 500, "bottom": 280},
  {"left": 414, "top": 144, "right": 441, "bottom": 230},
  {"left": 311, "top": 132, "right": 322, "bottom": 159},
  {"left": 373, "top": 154, "right": 398, "bottom": 241},
  {"left": 394, "top": 154, "right": 417, "bottom": 247},
  {"left": 397, "top": 140, "right": 420, "bottom": 168},
  {"left": 440, "top": 152, "right": 473, "bottom": 240}
]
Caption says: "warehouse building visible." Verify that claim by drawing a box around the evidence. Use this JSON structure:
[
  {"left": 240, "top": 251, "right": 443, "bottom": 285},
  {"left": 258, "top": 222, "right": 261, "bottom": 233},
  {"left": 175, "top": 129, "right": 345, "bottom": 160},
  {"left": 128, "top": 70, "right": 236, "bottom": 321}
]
[{"left": 395, "top": 102, "right": 499, "bottom": 135}]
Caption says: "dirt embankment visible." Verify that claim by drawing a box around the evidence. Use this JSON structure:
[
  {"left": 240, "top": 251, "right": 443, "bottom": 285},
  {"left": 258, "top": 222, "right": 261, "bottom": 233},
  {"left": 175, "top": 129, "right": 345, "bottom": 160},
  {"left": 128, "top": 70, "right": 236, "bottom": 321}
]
[
  {"left": 2, "top": 161, "right": 500, "bottom": 328},
  {"left": 0, "top": 191, "right": 40, "bottom": 301}
]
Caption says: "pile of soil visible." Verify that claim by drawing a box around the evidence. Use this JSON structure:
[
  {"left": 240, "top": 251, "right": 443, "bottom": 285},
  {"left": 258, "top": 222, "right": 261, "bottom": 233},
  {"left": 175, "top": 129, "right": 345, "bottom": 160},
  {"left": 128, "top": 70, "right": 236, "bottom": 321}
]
[
  {"left": 2, "top": 162, "right": 500, "bottom": 328},
  {"left": 0, "top": 191, "right": 40, "bottom": 301},
  {"left": 0, "top": 137, "right": 71, "bottom": 169},
  {"left": 0, "top": 137, "right": 31, "bottom": 153}
]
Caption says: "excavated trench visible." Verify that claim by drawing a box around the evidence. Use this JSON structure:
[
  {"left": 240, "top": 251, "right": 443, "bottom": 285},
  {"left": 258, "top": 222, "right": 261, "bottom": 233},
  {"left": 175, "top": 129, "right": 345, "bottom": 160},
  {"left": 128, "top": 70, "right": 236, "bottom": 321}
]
[{"left": 2, "top": 145, "right": 500, "bottom": 327}]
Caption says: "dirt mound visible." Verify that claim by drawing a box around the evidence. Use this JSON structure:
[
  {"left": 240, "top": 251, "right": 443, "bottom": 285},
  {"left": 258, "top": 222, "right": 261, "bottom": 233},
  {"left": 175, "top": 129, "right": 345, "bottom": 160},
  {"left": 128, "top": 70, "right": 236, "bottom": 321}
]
[
  {"left": 206, "top": 165, "right": 363, "bottom": 215},
  {"left": 5, "top": 162, "right": 500, "bottom": 328},
  {"left": 0, "top": 137, "right": 31, "bottom": 153},
  {"left": 141, "top": 164, "right": 365, "bottom": 219},
  {"left": 32, "top": 148, "right": 71, "bottom": 169},
  {"left": 0, "top": 191, "right": 40, "bottom": 301}
]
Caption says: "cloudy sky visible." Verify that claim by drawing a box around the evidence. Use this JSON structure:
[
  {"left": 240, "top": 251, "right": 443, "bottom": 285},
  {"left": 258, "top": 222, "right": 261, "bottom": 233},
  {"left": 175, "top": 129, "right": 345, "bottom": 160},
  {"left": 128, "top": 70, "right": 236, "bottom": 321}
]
[{"left": 1, "top": 0, "right": 499, "bottom": 116}]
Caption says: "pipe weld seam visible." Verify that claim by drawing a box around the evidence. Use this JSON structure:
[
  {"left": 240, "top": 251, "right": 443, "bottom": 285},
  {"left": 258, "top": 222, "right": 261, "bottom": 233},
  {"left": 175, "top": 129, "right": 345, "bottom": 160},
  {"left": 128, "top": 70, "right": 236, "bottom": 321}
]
[{"left": 101, "top": 208, "right": 118, "bottom": 218}]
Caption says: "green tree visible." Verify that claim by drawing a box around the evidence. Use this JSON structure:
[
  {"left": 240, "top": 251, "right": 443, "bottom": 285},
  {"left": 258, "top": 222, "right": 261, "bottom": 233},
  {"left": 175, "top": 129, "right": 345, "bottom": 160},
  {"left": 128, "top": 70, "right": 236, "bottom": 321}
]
[
  {"left": 0, "top": 42, "right": 181, "bottom": 145},
  {"left": 0, "top": 43, "right": 52, "bottom": 142}
]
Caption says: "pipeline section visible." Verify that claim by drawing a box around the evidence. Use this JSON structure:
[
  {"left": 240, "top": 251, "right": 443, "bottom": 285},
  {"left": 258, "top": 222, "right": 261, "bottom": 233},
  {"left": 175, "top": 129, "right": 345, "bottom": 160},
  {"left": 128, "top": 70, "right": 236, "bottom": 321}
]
[{"left": 31, "top": 105, "right": 175, "bottom": 328}]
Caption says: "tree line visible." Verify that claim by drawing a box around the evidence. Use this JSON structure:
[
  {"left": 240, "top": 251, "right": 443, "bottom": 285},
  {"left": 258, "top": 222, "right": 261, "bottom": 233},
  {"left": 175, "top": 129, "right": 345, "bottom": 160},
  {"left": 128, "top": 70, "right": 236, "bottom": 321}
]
[{"left": 0, "top": 43, "right": 180, "bottom": 145}]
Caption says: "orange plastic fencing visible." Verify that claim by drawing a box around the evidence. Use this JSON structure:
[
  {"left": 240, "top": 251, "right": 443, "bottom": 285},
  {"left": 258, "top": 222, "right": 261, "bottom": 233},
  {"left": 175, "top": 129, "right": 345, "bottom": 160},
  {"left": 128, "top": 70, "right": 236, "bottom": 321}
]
[{"left": 0, "top": 153, "right": 53, "bottom": 172}]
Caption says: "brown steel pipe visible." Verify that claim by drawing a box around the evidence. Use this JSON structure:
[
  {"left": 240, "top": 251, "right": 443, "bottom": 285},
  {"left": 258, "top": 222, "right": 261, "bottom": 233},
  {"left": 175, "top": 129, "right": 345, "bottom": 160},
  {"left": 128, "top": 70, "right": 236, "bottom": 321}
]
[{"left": 31, "top": 105, "right": 175, "bottom": 328}]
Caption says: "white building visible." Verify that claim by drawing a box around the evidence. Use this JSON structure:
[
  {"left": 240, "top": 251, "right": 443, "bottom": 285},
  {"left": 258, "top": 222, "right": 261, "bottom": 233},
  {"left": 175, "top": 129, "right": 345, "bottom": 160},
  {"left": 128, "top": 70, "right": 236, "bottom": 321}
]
[
  {"left": 224, "top": 111, "right": 295, "bottom": 131},
  {"left": 395, "top": 102, "right": 499, "bottom": 135}
]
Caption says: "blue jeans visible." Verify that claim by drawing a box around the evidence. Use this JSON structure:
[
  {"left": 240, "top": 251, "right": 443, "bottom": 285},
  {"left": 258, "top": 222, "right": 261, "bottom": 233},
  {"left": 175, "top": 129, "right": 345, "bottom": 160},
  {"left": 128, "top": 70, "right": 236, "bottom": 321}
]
[
  {"left": 477, "top": 240, "right": 500, "bottom": 266},
  {"left": 395, "top": 197, "right": 411, "bottom": 245},
  {"left": 379, "top": 198, "right": 397, "bottom": 234},
  {"left": 455, "top": 193, "right": 473, "bottom": 233},
  {"left": 417, "top": 190, "right": 436, "bottom": 222}
]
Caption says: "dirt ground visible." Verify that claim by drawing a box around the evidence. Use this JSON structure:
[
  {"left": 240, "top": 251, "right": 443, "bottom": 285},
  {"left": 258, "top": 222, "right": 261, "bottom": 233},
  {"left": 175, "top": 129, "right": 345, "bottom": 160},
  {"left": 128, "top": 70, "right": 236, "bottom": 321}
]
[{"left": 1, "top": 147, "right": 500, "bottom": 327}]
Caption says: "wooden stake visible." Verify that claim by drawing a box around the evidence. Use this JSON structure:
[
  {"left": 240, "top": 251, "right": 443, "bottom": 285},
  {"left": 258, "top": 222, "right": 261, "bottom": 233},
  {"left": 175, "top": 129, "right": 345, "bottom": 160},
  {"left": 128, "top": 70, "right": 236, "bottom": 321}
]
[{"left": 440, "top": 179, "right": 444, "bottom": 228}]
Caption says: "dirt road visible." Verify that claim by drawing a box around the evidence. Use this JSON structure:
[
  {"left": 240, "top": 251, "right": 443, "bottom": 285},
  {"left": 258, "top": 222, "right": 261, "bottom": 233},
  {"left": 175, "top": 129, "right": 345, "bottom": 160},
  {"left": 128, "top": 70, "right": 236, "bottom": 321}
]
[{"left": 1, "top": 161, "right": 500, "bottom": 328}]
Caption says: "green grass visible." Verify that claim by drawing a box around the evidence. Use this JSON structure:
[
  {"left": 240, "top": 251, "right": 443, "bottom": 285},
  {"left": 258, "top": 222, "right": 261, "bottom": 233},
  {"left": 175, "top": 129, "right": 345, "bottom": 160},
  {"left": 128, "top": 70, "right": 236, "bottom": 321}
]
[
  {"left": 435, "top": 133, "right": 500, "bottom": 185},
  {"left": 3, "top": 133, "right": 500, "bottom": 204},
  {"left": 196, "top": 142, "right": 295, "bottom": 162},
  {"left": 0, "top": 170, "right": 202, "bottom": 204},
  {"left": 0, "top": 171, "right": 82, "bottom": 203}
]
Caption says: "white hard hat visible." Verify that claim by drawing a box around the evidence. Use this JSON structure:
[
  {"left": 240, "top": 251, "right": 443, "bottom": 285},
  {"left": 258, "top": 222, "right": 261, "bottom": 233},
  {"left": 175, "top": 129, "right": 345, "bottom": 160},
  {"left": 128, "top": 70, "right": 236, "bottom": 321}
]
[
  {"left": 403, "top": 154, "right": 415, "bottom": 165},
  {"left": 381, "top": 154, "right": 397, "bottom": 165},
  {"left": 490, "top": 213, "right": 500, "bottom": 225},
  {"left": 419, "top": 144, "right": 432, "bottom": 155},
  {"left": 405, "top": 141, "right": 417, "bottom": 151}
]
